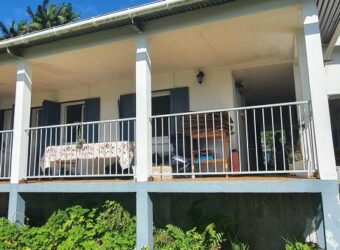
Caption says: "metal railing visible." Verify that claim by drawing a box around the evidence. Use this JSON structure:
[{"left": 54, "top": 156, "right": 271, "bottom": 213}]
[
  {"left": 150, "top": 101, "right": 317, "bottom": 179},
  {"left": 0, "top": 130, "right": 13, "bottom": 180},
  {"left": 26, "top": 118, "right": 136, "bottom": 179}
]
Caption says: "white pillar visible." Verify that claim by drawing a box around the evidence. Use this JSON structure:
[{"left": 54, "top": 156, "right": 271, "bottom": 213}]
[
  {"left": 299, "top": 0, "right": 337, "bottom": 180},
  {"left": 10, "top": 60, "right": 32, "bottom": 184},
  {"left": 135, "top": 35, "right": 152, "bottom": 182},
  {"left": 136, "top": 190, "right": 153, "bottom": 249}
]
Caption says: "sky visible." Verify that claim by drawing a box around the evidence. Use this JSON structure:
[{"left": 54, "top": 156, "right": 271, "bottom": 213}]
[{"left": 0, "top": 0, "right": 156, "bottom": 26}]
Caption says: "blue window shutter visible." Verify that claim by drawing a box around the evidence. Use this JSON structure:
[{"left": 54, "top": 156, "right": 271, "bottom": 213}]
[
  {"left": 0, "top": 110, "right": 4, "bottom": 131},
  {"left": 42, "top": 100, "right": 61, "bottom": 126},
  {"left": 170, "top": 87, "right": 189, "bottom": 114},
  {"left": 170, "top": 87, "right": 189, "bottom": 136},
  {"left": 42, "top": 100, "right": 61, "bottom": 146},
  {"left": 0, "top": 110, "right": 4, "bottom": 149},
  {"left": 119, "top": 93, "right": 136, "bottom": 141},
  {"left": 11, "top": 105, "right": 15, "bottom": 129},
  {"left": 84, "top": 98, "right": 100, "bottom": 143}
]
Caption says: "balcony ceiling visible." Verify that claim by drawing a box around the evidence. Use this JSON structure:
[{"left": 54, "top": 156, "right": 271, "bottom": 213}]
[
  {"left": 233, "top": 63, "right": 295, "bottom": 105},
  {"left": 0, "top": 6, "right": 301, "bottom": 100}
]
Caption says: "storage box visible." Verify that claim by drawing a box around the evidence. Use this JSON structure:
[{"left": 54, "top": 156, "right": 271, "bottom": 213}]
[{"left": 153, "top": 165, "right": 173, "bottom": 180}]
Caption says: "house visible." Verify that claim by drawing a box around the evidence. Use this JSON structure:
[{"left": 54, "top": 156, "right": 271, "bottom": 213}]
[{"left": 0, "top": 0, "right": 339, "bottom": 248}]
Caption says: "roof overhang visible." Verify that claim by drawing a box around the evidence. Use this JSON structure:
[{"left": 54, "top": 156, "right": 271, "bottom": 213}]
[
  {"left": 0, "top": 0, "right": 234, "bottom": 54},
  {"left": 0, "top": 0, "right": 338, "bottom": 59}
]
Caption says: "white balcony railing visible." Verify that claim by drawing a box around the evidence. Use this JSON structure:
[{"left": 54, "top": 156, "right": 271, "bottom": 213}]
[
  {"left": 0, "top": 130, "right": 13, "bottom": 180},
  {"left": 150, "top": 101, "right": 317, "bottom": 179},
  {"left": 25, "top": 118, "right": 136, "bottom": 179}
]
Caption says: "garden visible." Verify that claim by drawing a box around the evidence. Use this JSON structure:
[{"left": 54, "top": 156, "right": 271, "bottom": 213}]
[{"left": 0, "top": 200, "right": 321, "bottom": 250}]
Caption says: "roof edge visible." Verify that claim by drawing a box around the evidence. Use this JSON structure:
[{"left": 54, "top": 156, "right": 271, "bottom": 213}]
[{"left": 0, "top": 0, "right": 205, "bottom": 50}]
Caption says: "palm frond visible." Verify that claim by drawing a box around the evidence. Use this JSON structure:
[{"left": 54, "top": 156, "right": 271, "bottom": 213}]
[
  {"left": 26, "top": 6, "right": 36, "bottom": 20},
  {"left": 0, "top": 21, "right": 9, "bottom": 36}
]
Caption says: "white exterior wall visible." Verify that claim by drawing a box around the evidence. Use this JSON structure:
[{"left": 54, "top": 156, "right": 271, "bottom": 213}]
[{"left": 0, "top": 67, "right": 235, "bottom": 119}]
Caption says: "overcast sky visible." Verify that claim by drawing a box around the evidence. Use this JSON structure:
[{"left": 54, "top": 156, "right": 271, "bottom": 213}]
[{"left": 0, "top": 0, "right": 155, "bottom": 26}]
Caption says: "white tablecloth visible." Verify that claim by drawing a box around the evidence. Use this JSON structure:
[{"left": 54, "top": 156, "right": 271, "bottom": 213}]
[{"left": 41, "top": 142, "right": 134, "bottom": 172}]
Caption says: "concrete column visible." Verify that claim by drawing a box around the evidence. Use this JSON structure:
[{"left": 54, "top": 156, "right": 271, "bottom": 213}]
[
  {"left": 136, "top": 190, "right": 153, "bottom": 249},
  {"left": 7, "top": 191, "right": 26, "bottom": 225},
  {"left": 10, "top": 60, "right": 32, "bottom": 184},
  {"left": 321, "top": 181, "right": 340, "bottom": 249},
  {"left": 135, "top": 35, "right": 152, "bottom": 182},
  {"left": 299, "top": 0, "right": 337, "bottom": 180}
]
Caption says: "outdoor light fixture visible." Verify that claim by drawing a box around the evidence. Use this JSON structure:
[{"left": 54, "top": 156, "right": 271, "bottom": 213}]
[{"left": 196, "top": 71, "right": 205, "bottom": 84}]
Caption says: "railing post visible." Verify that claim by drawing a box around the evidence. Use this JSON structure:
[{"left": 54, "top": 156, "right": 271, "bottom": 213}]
[
  {"left": 10, "top": 59, "right": 32, "bottom": 184},
  {"left": 135, "top": 35, "right": 152, "bottom": 182},
  {"left": 297, "top": 0, "right": 337, "bottom": 180}
]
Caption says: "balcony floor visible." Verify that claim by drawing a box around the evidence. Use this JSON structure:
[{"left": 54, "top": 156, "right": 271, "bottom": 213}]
[{"left": 10, "top": 174, "right": 316, "bottom": 185}]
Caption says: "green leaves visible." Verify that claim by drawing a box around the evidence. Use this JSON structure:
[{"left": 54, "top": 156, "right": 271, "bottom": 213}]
[
  {"left": 0, "top": 0, "right": 79, "bottom": 40},
  {"left": 0, "top": 218, "right": 21, "bottom": 250},
  {"left": 283, "top": 237, "right": 321, "bottom": 250},
  {"left": 0, "top": 200, "right": 229, "bottom": 250},
  {"left": 154, "top": 224, "right": 224, "bottom": 250}
]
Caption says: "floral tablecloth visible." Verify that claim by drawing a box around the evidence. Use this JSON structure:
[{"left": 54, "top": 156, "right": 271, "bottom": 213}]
[{"left": 41, "top": 142, "right": 134, "bottom": 171}]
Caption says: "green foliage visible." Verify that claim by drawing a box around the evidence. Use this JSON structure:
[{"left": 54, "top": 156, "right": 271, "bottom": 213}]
[
  {"left": 283, "top": 237, "right": 321, "bottom": 250},
  {"left": 0, "top": 218, "right": 21, "bottom": 250},
  {"left": 0, "top": 200, "right": 250, "bottom": 250},
  {"left": 27, "top": 0, "right": 79, "bottom": 31},
  {"left": 154, "top": 224, "right": 224, "bottom": 250},
  {"left": 228, "top": 233, "right": 251, "bottom": 250},
  {"left": 0, "top": 201, "right": 136, "bottom": 250},
  {"left": 0, "top": 0, "right": 79, "bottom": 39}
]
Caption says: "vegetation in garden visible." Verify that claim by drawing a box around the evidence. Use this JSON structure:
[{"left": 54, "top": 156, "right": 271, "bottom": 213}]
[
  {"left": 0, "top": 200, "right": 320, "bottom": 249},
  {"left": 283, "top": 237, "right": 321, "bottom": 250},
  {"left": 0, "top": 0, "right": 79, "bottom": 40},
  {"left": 0, "top": 200, "right": 226, "bottom": 250}
]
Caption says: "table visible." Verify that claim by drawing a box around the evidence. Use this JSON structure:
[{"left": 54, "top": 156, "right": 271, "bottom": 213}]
[{"left": 40, "top": 142, "right": 134, "bottom": 175}]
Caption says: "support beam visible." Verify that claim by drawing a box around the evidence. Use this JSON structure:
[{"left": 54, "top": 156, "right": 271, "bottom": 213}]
[
  {"left": 135, "top": 35, "right": 152, "bottom": 182},
  {"left": 299, "top": 0, "right": 337, "bottom": 180},
  {"left": 136, "top": 191, "right": 153, "bottom": 249},
  {"left": 320, "top": 181, "right": 340, "bottom": 249},
  {"left": 7, "top": 191, "right": 26, "bottom": 225},
  {"left": 10, "top": 60, "right": 32, "bottom": 183}
]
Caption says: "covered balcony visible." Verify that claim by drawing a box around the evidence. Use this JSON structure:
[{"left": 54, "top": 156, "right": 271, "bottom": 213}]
[{"left": 0, "top": 1, "right": 325, "bottom": 182}]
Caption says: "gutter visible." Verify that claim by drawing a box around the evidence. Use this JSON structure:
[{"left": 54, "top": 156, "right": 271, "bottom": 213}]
[{"left": 0, "top": 0, "right": 206, "bottom": 51}]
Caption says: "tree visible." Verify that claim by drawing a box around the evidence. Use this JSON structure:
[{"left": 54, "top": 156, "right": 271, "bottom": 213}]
[
  {"left": 0, "top": 0, "right": 79, "bottom": 40},
  {"left": 0, "top": 21, "right": 18, "bottom": 39},
  {"left": 27, "top": 0, "right": 79, "bottom": 31}
]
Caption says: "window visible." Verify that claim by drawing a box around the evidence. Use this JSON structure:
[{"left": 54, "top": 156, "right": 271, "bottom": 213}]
[
  {"left": 30, "top": 108, "right": 42, "bottom": 127},
  {"left": 61, "top": 102, "right": 85, "bottom": 143}
]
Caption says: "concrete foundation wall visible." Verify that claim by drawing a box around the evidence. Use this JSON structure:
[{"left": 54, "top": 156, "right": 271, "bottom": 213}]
[
  {"left": 151, "top": 193, "right": 321, "bottom": 250},
  {"left": 0, "top": 191, "right": 321, "bottom": 249},
  {"left": 20, "top": 193, "right": 136, "bottom": 226},
  {"left": 0, "top": 193, "right": 9, "bottom": 218}
]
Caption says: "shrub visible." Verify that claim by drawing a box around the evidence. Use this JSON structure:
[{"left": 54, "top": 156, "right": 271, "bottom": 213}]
[
  {"left": 283, "top": 237, "right": 321, "bottom": 250},
  {"left": 0, "top": 201, "right": 231, "bottom": 249},
  {"left": 228, "top": 233, "right": 251, "bottom": 250},
  {"left": 0, "top": 218, "right": 21, "bottom": 250},
  {"left": 154, "top": 224, "right": 224, "bottom": 250}
]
